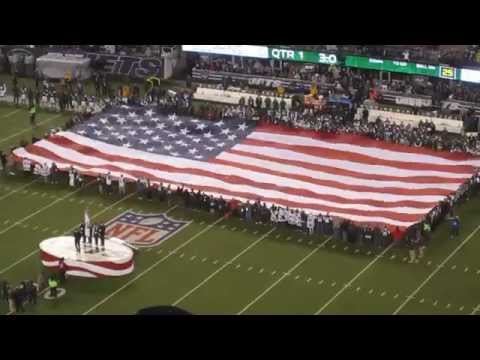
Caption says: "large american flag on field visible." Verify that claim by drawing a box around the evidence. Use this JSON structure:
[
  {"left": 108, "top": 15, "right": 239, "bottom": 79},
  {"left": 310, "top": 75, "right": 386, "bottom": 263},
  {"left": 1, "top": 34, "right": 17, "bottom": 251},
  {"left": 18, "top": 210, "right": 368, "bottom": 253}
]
[{"left": 13, "top": 105, "right": 480, "bottom": 229}]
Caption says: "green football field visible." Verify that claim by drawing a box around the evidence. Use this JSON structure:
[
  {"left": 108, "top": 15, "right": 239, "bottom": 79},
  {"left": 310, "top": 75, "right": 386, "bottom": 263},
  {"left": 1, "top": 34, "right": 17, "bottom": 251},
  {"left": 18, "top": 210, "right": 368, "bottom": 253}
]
[{"left": 1, "top": 103, "right": 480, "bottom": 315}]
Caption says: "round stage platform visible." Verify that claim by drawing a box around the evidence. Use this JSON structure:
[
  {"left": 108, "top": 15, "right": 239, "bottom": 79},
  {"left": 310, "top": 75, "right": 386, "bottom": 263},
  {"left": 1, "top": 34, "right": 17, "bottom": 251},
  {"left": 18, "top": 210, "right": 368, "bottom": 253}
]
[{"left": 40, "top": 236, "right": 135, "bottom": 278}]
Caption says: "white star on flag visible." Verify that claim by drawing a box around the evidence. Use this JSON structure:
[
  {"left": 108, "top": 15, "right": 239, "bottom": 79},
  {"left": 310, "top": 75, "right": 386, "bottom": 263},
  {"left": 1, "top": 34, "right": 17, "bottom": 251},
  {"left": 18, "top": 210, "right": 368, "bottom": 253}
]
[
  {"left": 210, "top": 137, "right": 219, "bottom": 142},
  {"left": 194, "top": 155, "right": 204, "bottom": 159},
  {"left": 123, "top": 143, "right": 132, "bottom": 148},
  {"left": 180, "top": 142, "right": 189, "bottom": 147},
  {"left": 139, "top": 139, "right": 149, "bottom": 145},
  {"left": 203, "top": 132, "right": 213, "bottom": 139},
  {"left": 145, "top": 109, "right": 154, "bottom": 117},
  {"left": 217, "top": 142, "right": 226, "bottom": 147},
  {"left": 190, "top": 119, "right": 200, "bottom": 123},
  {"left": 238, "top": 123, "right": 248, "bottom": 131},
  {"left": 147, "top": 147, "right": 155, "bottom": 152},
  {"left": 156, "top": 123, "right": 166, "bottom": 130},
  {"left": 227, "top": 134, "right": 237, "bottom": 141},
  {"left": 186, "top": 134, "right": 194, "bottom": 139},
  {"left": 144, "top": 130, "right": 154, "bottom": 135},
  {"left": 173, "top": 120, "right": 182, "bottom": 127},
  {"left": 205, "top": 146, "right": 215, "bottom": 151},
  {"left": 117, "top": 135, "right": 126, "bottom": 141},
  {"left": 99, "top": 118, "right": 108, "bottom": 124},
  {"left": 128, "top": 130, "right": 137, "bottom": 136},
  {"left": 152, "top": 135, "right": 161, "bottom": 142},
  {"left": 221, "top": 128, "right": 231, "bottom": 135},
  {"left": 188, "top": 148, "right": 198, "bottom": 154},
  {"left": 140, "top": 126, "right": 148, "bottom": 130},
  {"left": 116, "top": 118, "right": 126, "bottom": 125},
  {"left": 167, "top": 133, "right": 178, "bottom": 138},
  {"left": 87, "top": 123, "right": 98, "bottom": 128},
  {"left": 120, "top": 105, "right": 130, "bottom": 109},
  {"left": 111, "top": 132, "right": 120, "bottom": 136},
  {"left": 133, "top": 118, "right": 144, "bottom": 125},
  {"left": 175, "top": 140, "right": 185, "bottom": 145},
  {"left": 170, "top": 152, "right": 179, "bottom": 157},
  {"left": 180, "top": 128, "right": 190, "bottom": 135},
  {"left": 94, "top": 130, "right": 103, "bottom": 136},
  {"left": 128, "top": 112, "right": 137, "bottom": 118},
  {"left": 151, "top": 117, "right": 160, "bottom": 122},
  {"left": 196, "top": 123, "right": 207, "bottom": 131},
  {"left": 164, "top": 145, "right": 173, "bottom": 151},
  {"left": 105, "top": 126, "right": 114, "bottom": 131},
  {"left": 192, "top": 138, "right": 201, "bottom": 143},
  {"left": 214, "top": 120, "right": 225, "bottom": 127},
  {"left": 168, "top": 114, "right": 177, "bottom": 121}
]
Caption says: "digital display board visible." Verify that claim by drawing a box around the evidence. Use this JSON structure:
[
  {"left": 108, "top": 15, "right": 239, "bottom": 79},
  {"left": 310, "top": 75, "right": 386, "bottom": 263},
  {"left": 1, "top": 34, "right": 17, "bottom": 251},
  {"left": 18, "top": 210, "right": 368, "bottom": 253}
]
[
  {"left": 268, "top": 48, "right": 338, "bottom": 64},
  {"left": 345, "top": 56, "right": 439, "bottom": 77},
  {"left": 460, "top": 68, "right": 480, "bottom": 83},
  {"left": 181, "top": 45, "right": 269, "bottom": 59}
]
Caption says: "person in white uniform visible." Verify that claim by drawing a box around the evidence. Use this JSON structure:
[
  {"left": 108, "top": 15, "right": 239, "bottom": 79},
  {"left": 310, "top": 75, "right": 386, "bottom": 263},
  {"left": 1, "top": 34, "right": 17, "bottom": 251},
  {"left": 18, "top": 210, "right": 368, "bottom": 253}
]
[
  {"left": 118, "top": 174, "right": 126, "bottom": 196},
  {"left": 307, "top": 213, "right": 316, "bottom": 235},
  {"left": 68, "top": 167, "right": 76, "bottom": 188}
]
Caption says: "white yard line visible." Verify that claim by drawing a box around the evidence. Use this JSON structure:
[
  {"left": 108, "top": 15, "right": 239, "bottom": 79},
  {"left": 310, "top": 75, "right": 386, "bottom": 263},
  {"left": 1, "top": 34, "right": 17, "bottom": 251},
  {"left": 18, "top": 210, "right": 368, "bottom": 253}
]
[
  {"left": 0, "top": 114, "right": 62, "bottom": 144},
  {"left": 173, "top": 227, "right": 277, "bottom": 307},
  {"left": 315, "top": 242, "right": 395, "bottom": 315},
  {"left": 0, "top": 179, "right": 37, "bottom": 202},
  {"left": 0, "top": 193, "right": 135, "bottom": 276},
  {"left": 83, "top": 216, "right": 225, "bottom": 315},
  {"left": 394, "top": 223, "right": 480, "bottom": 315},
  {"left": 0, "top": 182, "right": 94, "bottom": 237},
  {"left": 1, "top": 109, "right": 21, "bottom": 119},
  {"left": 471, "top": 304, "right": 480, "bottom": 315},
  {"left": 238, "top": 236, "right": 332, "bottom": 315}
]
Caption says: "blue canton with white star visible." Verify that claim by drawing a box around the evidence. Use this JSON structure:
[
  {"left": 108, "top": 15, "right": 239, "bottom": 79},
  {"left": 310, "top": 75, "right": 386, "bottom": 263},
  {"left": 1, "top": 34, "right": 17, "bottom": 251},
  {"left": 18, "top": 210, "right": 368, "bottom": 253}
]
[{"left": 72, "top": 105, "right": 256, "bottom": 160}]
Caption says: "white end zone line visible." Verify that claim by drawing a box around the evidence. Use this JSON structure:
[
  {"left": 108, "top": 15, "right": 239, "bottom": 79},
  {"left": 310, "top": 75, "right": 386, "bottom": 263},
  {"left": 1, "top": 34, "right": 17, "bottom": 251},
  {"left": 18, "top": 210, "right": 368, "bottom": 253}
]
[
  {"left": 314, "top": 242, "right": 395, "bottom": 315},
  {"left": 0, "top": 193, "right": 135, "bottom": 276},
  {"left": 0, "top": 179, "right": 38, "bottom": 202},
  {"left": 173, "top": 227, "right": 277, "bottom": 307},
  {"left": 394, "top": 223, "right": 480, "bottom": 315},
  {"left": 0, "top": 114, "right": 63, "bottom": 144},
  {"left": 238, "top": 236, "right": 332, "bottom": 315},
  {"left": 83, "top": 215, "right": 226, "bottom": 315}
]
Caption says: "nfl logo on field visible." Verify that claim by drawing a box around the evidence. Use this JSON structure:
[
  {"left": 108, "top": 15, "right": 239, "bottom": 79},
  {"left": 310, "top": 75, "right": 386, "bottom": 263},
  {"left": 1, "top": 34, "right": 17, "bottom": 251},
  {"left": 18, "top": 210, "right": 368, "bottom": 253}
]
[{"left": 105, "top": 212, "right": 190, "bottom": 248}]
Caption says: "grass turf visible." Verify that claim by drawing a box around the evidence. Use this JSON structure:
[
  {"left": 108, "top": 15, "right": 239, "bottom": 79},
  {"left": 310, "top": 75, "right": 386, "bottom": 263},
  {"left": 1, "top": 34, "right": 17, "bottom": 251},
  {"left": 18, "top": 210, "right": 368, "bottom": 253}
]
[{"left": 1, "top": 104, "right": 480, "bottom": 315}]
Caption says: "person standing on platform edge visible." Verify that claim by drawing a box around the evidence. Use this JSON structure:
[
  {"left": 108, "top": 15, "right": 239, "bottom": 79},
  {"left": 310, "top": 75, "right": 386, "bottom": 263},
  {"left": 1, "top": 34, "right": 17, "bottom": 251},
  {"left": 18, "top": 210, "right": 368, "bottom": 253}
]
[
  {"left": 99, "top": 223, "right": 106, "bottom": 249},
  {"left": 87, "top": 223, "right": 94, "bottom": 244},
  {"left": 79, "top": 222, "right": 86, "bottom": 243},
  {"left": 74, "top": 228, "right": 81, "bottom": 253},
  {"left": 94, "top": 223, "right": 100, "bottom": 249}
]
